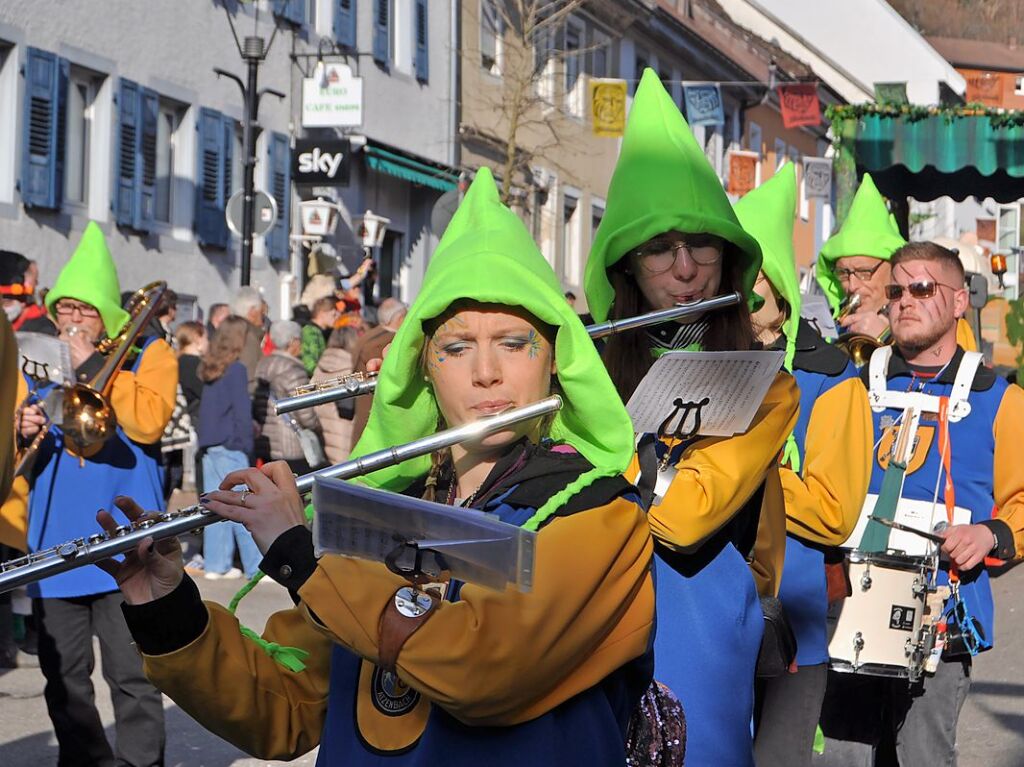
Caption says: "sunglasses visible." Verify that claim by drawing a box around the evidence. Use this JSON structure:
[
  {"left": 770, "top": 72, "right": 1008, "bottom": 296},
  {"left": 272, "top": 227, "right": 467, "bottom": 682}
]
[{"left": 884, "top": 280, "right": 959, "bottom": 302}]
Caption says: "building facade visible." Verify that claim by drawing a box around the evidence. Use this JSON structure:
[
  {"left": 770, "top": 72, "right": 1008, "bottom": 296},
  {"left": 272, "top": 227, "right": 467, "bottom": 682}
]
[{"left": 0, "top": 0, "right": 457, "bottom": 321}]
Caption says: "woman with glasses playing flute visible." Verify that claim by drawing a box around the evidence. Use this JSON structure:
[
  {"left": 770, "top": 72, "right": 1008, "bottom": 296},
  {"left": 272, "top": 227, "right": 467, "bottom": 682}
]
[
  {"left": 96, "top": 169, "right": 658, "bottom": 766},
  {"left": 583, "top": 69, "right": 799, "bottom": 767}
]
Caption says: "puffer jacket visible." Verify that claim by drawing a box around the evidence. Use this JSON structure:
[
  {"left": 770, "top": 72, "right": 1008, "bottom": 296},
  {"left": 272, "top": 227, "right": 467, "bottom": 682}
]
[
  {"left": 310, "top": 347, "right": 355, "bottom": 465},
  {"left": 253, "top": 351, "right": 320, "bottom": 462}
]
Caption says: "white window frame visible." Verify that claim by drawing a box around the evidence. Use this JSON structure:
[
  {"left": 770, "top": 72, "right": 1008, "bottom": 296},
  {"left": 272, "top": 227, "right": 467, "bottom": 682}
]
[
  {"left": 392, "top": 0, "right": 414, "bottom": 76},
  {"left": 480, "top": 0, "right": 504, "bottom": 77},
  {"left": 561, "top": 187, "right": 581, "bottom": 284},
  {"left": 64, "top": 68, "right": 99, "bottom": 209},
  {"left": 564, "top": 18, "right": 585, "bottom": 118}
]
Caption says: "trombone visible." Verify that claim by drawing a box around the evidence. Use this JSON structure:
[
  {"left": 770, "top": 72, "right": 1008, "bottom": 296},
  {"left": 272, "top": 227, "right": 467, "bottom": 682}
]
[
  {"left": 274, "top": 291, "right": 744, "bottom": 415},
  {"left": 0, "top": 396, "right": 563, "bottom": 594},
  {"left": 15, "top": 281, "right": 168, "bottom": 475}
]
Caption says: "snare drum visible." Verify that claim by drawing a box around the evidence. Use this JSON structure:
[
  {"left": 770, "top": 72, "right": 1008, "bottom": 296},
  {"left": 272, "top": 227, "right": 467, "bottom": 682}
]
[{"left": 828, "top": 551, "right": 935, "bottom": 681}]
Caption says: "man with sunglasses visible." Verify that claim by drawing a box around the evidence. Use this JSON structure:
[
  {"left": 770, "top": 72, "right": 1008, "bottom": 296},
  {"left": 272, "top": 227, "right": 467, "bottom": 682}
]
[
  {"left": 819, "top": 242, "right": 1024, "bottom": 766},
  {"left": 8, "top": 222, "right": 175, "bottom": 767}
]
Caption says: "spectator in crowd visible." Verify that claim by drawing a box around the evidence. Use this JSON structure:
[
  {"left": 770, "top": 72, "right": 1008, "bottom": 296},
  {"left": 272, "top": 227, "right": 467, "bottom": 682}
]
[
  {"left": 196, "top": 316, "right": 259, "bottom": 580},
  {"left": 207, "top": 302, "right": 230, "bottom": 338},
  {"left": 300, "top": 296, "right": 339, "bottom": 375},
  {"left": 0, "top": 251, "right": 51, "bottom": 333},
  {"left": 253, "top": 320, "right": 322, "bottom": 474},
  {"left": 349, "top": 297, "right": 407, "bottom": 448},
  {"left": 230, "top": 287, "right": 266, "bottom": 395},
  {"left": 291, "top": 303, "right": 312, "bottom": 326},
  {"left": 310, "top": 325, "right": 359, "bottom": 465},
  {"left": 174, "top": 321, "right": 207, "bottom": 423},
  {"left": 156, "top": 288, "right": 178, "bottom": 342}
]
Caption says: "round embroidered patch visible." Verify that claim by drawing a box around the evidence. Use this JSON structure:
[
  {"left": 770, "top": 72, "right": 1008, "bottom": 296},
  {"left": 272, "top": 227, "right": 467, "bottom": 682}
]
[{"left": 370, "top": 666, "right": 421, "bottom": 717}]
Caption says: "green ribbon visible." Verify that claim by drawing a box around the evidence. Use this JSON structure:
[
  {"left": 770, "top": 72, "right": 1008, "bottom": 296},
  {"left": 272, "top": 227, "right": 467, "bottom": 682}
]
[
  {"left": 228, "top": 571, "right": 310, "bottom": 674},
  {"left": 781, "top": 433, "right": 802, "bottom": 475}
]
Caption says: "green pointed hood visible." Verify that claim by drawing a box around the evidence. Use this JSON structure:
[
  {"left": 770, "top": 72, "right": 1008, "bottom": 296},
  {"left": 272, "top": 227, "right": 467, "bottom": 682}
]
[
  {"left": 46, "top": 222, "right": 129, "bottom": 338},
  {"left": 348, "top": 168, "right": 635, "bottom": 530},
  {"left": 816, "top": 173, "right": 906, "bottom": 312},
  {"left": 734, "top": 162, "right": 800, "bottom": 372},
  {"left": 584, "top": 68, "right": 763, "bottom": 323}
]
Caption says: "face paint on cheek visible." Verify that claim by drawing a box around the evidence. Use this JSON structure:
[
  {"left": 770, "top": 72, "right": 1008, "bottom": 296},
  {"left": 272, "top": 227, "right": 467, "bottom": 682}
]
[{"left": 527, "top": 329, "right": 542, "bottom": 359}]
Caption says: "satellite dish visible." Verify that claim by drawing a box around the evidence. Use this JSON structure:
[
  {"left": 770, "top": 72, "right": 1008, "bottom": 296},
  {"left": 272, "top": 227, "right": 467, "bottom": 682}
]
[{"left": 430, "top": 189, "right": 460, "bottom": 235}]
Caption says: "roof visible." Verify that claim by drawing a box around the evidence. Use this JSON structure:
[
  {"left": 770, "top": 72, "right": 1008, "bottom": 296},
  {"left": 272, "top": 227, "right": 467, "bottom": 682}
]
[{"left": 927, "top": 35, "right": 1024, "bottom": 73}]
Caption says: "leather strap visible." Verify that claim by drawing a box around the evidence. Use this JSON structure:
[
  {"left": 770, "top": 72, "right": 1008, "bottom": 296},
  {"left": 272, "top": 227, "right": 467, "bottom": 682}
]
[{"left": 377, "top": 585, "right": 441, "bottom": 673}]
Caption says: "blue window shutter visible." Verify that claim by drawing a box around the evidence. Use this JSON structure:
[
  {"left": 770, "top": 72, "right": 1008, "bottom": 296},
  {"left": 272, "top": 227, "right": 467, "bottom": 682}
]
[
  {"left": 335, "top": 0, "right": 357, "bottom": 49},
  {"left": 114, "top": 79, "right": 139, "bottom": 226},
  {"left": 21, "top": 48, "right": 66, "bottom": 209},
  {"left": 221, "top": 115, "right": 235, "bottom": 217},
  {"left": 267, "top": 132, "right": 290, "bottom": 262},
  {"left": 195, "top": 107, "right": 228, "bottom": 249},
  {"left": 136, "top": 87, "right": 158, "bottom": 232},
  {"left": 414, "top": 0, "right": 428, "bottom": 82},
  {"left": 372, "top": 0, "right": 389, "bottom": 66},
  {"left": 272, "top": 0, "right": 306, "bottom": 25}
]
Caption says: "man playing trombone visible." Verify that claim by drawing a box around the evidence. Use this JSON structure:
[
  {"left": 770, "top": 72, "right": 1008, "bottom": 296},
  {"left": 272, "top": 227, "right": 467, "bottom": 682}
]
[{"left": 10, "top": 222, "right": 176, "bottom": 767}]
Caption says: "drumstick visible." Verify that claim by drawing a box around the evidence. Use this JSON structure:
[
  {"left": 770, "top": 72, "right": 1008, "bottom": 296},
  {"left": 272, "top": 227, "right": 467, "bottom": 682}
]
[{"left": 868, "top": 516, "right": 1006, "bottom": 567}]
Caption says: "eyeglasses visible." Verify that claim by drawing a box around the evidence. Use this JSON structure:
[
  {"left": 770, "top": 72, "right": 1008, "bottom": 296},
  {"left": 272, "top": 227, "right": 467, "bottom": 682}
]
[
  {"left": 834, "top": 261, "right": 885, "bottom": 283},
  {"left": 884, "top": 281, "right": 959, "bottom": 302},
  {"left": 632, "top": 238, "right": 723, "bottom": 274},
  {"left": 54, "top": 300, "right": 100, "bottom": 318}
]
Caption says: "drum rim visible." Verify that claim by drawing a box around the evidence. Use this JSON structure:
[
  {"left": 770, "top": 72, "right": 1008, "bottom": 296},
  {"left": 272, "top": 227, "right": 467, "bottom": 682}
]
[
  {"left": 829, "top": 660, "right": 913, "bottom": 679},
  {"left": 847, "top": 550, "right": 931, "bottom": 571}
]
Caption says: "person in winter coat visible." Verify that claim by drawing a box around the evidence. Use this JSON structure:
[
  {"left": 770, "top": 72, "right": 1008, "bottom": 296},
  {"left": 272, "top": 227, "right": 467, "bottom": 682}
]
[
  {"left": 253, "top": 320, "right": 322, "bottom": 474},
  {"left": 310, "top": 325, "right": 360, "bottom": 465}
]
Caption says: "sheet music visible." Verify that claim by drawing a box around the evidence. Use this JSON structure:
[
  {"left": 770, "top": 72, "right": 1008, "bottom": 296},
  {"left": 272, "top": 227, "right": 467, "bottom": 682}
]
[
  {"left": 312, "top": 477, "right": 536, "bottom": 592},
  {"left": 801, "top": 293, "right": 839, "bottom": 340},
  {"left": 626, "top": 350, "right": 784, "bottom": 437},
  {"left": 16, "top": 332, "right": 73, "bottom": 387}
]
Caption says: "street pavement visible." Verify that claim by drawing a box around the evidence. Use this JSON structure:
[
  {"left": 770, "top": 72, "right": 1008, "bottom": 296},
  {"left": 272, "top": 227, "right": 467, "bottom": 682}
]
[{"left": 1, "top": 563, "right": 1022, "bottom": 766}]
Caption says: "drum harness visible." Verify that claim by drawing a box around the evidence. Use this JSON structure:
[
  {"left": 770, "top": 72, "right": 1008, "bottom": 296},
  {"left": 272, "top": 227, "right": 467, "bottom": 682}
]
[{"left": 866, "top": 346, "right": 989, "bottom": 659}]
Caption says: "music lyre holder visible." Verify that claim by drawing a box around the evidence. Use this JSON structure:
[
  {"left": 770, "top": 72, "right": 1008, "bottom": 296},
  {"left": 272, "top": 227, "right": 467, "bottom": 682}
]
[
  {"left": 312, "top": 476, "right": 536, "bottom": 593},
  {"left": 655, "top": 397, "right": 711, "bottom": 470}
]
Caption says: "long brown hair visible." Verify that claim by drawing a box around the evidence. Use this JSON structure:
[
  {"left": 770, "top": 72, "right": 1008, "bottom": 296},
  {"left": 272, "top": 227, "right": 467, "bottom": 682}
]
[
  {"left": 199, "top": 315, "right": 249, "bottom": 383},
  {"left": 602, "top": 243, "right": 756, "bottom": 402}
]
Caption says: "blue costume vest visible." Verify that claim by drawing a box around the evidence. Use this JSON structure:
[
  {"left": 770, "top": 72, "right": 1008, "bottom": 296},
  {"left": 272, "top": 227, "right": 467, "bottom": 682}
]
[
  {"left": 316, "top": 467, "right": 652, "bottom": 766},
  {"left": 27, "top": 337, "right": 167, "bottom": 599}
]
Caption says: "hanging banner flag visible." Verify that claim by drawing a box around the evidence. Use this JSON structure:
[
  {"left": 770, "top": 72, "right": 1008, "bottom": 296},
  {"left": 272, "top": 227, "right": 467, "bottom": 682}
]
[
  {"left": 803, "top": 157, "right": 833, "bottom": 199},
  {"left": 873, "top": 82, "right": 908, "bottom": 105},
  {"left": 727, "top": 151, "right": 759, "bottom": 196},
  {"left": 590, "top": 78, "right": 628, "bottom": 137},
  {"left": 777, "top": 83, "right": 821, "bottom": 129},
  {"left": 683, "top": 84, "right": 725, "bottom": 126}
]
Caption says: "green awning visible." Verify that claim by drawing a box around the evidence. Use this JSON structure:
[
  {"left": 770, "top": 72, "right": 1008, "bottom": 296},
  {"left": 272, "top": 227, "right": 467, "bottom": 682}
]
[
  {"left": 849, "top": 113, "right": 1024, "bottom": 202},
  {"left": 364, "top": 146, "right": 458, "bottom": 192}
]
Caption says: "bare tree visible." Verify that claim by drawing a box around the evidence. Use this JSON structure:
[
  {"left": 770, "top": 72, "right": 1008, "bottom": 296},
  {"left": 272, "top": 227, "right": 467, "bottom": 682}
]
[{"left": 468, "top": 0, "right": 603, "bottom": 206}]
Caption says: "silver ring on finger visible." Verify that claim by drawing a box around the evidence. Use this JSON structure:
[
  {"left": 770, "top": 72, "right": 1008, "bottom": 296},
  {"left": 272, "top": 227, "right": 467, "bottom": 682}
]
[{"left": 239, "top": 489, "right": 251, "bottom": 506}]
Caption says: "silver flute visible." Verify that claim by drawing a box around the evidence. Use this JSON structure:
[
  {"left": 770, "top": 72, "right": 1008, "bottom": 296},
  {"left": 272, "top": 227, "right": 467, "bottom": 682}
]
[
  {"left": 274, "top": 291, "right": 743, "bottom": 415},
  {"left": 0, "top": 396, "right": 563, "bottom": 594}
]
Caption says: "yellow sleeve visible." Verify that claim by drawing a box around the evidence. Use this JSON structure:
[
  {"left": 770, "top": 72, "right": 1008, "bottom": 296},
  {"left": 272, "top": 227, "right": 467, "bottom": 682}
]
[
  {"left": 781, "top": 377, "right": 873, "bottom": 546},
  {"left": 298, "top": 496, "right": 654, "bottom": 726},
  {"left": 749, "top": 468, "right": 786, "bottom": 597},
  {"left": 142, "top": 602, "right": 333, "bottom": 761},
  {"left": 110, "top": 339, "right": 178, "bottom": 444},
  {"left": 1, "top": 374, "right": 28, "bottom": 552},
  {"left": 956, "top": 318, "right": 977, "bottom": 353},
  {"left": 993, "top": 383, "right": 1024, "bottom": 559},
  {"left": 0, "top": 314, "right": 15, "bottom": 502},
  {"left": 643, "top": 372, "right": 800, "bottom": 550}
]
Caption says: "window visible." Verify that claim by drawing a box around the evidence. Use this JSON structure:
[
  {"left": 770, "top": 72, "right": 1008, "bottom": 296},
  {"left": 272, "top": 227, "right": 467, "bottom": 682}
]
[
  {"left": 747, "top": 121, "right": 762, "bottom": 157},
  {"left": 564, "top": 20, "right": 583, "bottom": 115},
  {"left": 773, "top": 138, "right": 786, "bottom": 170},
  {"left": 998, "top": 204, "right": 1019, "bottom": 251},
  {"left": 266, "top": 132, "right": 292, "bottom": 262},
  {"left": 65, "top": 72, "right": 98, "bottom": 205},
  {"left": 561, "top": 192, "right": 580, "bottom": 283},
  {"left": 153, "top": 105, "right": 178, "bottom": 223},
  {"left": 591, "top": 200, "right": 604, "bottom": 249},
  {"left": 481, "top": 0, "right": 503, "bottom": 76},
  {"left": 1016, "top": 76, "right": 1024, "bottom": 96},
  {"left": 633, "top": 52, "right": 648, "bottom": 95},
  {"left": 587, "top": 30, "right": 609, "bottom": 79}
]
